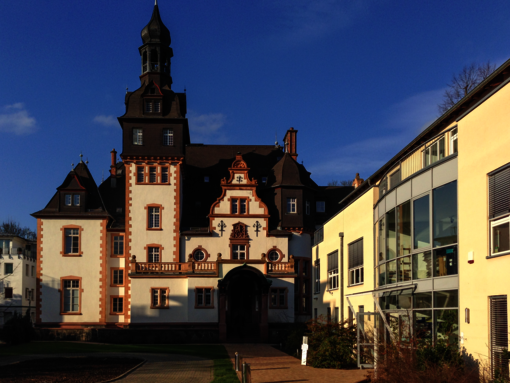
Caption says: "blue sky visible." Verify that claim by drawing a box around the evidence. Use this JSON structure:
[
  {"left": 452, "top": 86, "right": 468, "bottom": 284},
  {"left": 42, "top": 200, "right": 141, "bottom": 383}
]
[{"left": 1, "top": 0, "right": 510, "bottom": 231}]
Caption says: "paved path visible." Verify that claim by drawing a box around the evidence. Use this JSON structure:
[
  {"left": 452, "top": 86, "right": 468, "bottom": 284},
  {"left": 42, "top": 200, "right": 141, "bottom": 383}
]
[
  {"left": 224, "top": 344, "right": 370, "bottom": 383},
  {"left": 0, "top": 352, "right": 214, "bottom": 383}
]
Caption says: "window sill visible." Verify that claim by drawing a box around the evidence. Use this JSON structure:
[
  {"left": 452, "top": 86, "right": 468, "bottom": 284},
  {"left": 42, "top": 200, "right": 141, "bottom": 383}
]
[
  {"left": 111, "top": 255, "right": 124, "bottom": 258},
  {"left": 195, "top": 306, "right": 215, "bottom": 309},
  {"left": 109, "top": 312, "right": 125, "bottom": 316},
  {"left": 150, "top": 306, "right": 170, "bottom": 309},
  {"left": 487, "top": 251, "right": 510, "bottom": 259},
  {"left": 348, "top": 283, "right": 364, "bottom": 288},
  {"left": 110, "top": 284, "right": 125, "bottom": 288},
  {"left": 147, "top": 228, "right": 163, "bottom": 231},
  {"left": 62, "top": 254, "right": 83, "bottom": 257},
  {"left": 327, "top": 288, "right": 339, "bottom": 291},
  {"left": 60, "top": 312, "right": 82, "bottom": 315}
]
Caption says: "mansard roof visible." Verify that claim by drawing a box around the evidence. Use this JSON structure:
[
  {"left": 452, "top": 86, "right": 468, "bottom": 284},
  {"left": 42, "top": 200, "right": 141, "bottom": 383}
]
[
  {"left": 98, "top": 162, "right": 126, "bottom": 229},
  {"left": 267, "top": 153, "right": 318, "bottom": 189},
  {"left": 181, "top": 144, "right": 284, "bottom": 230},
  {"left": 32, "top": 162, "right": 109, "bottom": 218}
]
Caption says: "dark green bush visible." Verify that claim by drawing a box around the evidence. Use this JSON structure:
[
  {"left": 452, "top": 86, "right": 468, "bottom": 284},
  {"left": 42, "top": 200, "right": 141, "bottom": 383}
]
[
  {"left": 0, "top": 310, "right": 35, "bottom": 345},
  {"left": 306, "top": 315, "right": 357, "bottom": 369}
]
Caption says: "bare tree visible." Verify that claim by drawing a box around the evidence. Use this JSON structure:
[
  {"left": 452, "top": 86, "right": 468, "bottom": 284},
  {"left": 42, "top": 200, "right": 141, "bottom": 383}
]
[
  {"left": 438, "top": 61, "right": 497, "bottom": 115},
  {"left": 0, "top": 218, "right": 36, "bottom": 241},
  {"left": 327, "top": 180, "right": 353, "bottom": 186}
]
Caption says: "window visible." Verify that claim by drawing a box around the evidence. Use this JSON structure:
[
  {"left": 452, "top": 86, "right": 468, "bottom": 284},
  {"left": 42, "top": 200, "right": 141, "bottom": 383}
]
[
  {"left": 62, "top": 279, "right": 80, "bottom": 313},
  {"left": 64, "top": 228, "right": 80, "bottom": 255},
  {"left": 327, "top": 307, "right": 332, "bottom": 322},
  {"left": 314, "top": 260, "right": 320, "bottom": 293},
  {"left": 490, "top": 295, "right": 509, "bottom": 380},
  {"left": 433, "top": 181, "right": 457, "bottom": 247},
  {"left": 314, "top": 227, "right": 324, "bottom": 246},
  {"left": 423, "top": 136, "right": 446, "bottom": 167},
  {"left": 327, "top": 251, "right": 339, "bottom": 290},
  {"left": 386, "top": 208, "right": 396, "bottom": 260},
  {"left": 412, "top": 251, "right": 432, "bottom": 279},
  {"left": 112, "top": 235, "right": 124, "bottom": 256},
  {"left": 151, "top": 288, "right": 169, "bottom": 309},
  {"left": 434, "top": 246, "right": 458, "bottom": 277},
  {"left": 270, "top": 288, "right": 287, "bottom": 309},
  {"left": 148, "top": 247, "right": 161, "bottom": 262},
  {"left": 31, "top": 266, "right": 35, "bottom": 277},
  {"left": 73, "top": 195, "right": 80, "bottom": 206},
  {"left": 0, "top": 239, "right": 11, "bottom": 255},
  {"left": 262, "top": 177, "right": 267, "bottom": 184},
  {"left": 231, "top": 198, "right": 247, "bottom": 214},
  {"left": 305, "top": 201, "right": 310, "bottom": 215},
  {"left": 489, "top": 164, "right": 510, "bottom": 256},
  {"left": 25, "top": 288, "right": 29, "bottom": 299},
  {"left": 145, "top": 100, "right": 152, "bottom": 112},
  {"left": 163, "top": 129, "right": 173, "bottom": 146},
  {"left": 204, "top": 176, "right": 209, "bottom": 182},
  {"left": 195, "top": 287, "right": 214, "bottom": 308},
  {"left": 111, "top": 296, "right": 124, "bottom": 314},
  {"left": 397, "top": 201, "right": 411, "bottom": 256},
  {"left": 154, "top": 101, "right": 161, "bottom": 113},
  {"left": 287, "top": 198, "right": 297, "bottom": 213},
  {"left": 268, "top": 250, "right": 280, "bottom": 262},
  {"left": 133, "top": 128, "right": 143, "bottom": 145},
  {"left": 4, "top": 287, "right": 13, "bottom": 299},
  {"left": 413, "top": 195, "right": 430, "bottom": 249},
  {"left": 450, "top": 128, "right": 458, "bottom": 155},
  {"left": 161, "top": 167, "right": 169, "bottom": 183},
  {"left": 316, "top": 201, "right": 325, "bottom": 213},
  {"left": 149, "top": 167, "right": 157, "bottom": 183},
  {"left": 137, "top": 166, "right": 144, "bottom": 183},
  {"left": 148, "top": 206, "right": 161, "bottom": 229},
  {"left": 111, "top": 269, "right": 124, "bottom": 286},
  {"left": 232, "top": 245, "right": 246, "bottom": 260},
  {"left": 348, "top": 238, "right": 364, "bottom": 285},
  {"left": 193, "top": 249, "right": 206, "bottom": 261},
  {"left": 25, "top": 264, "right": 29, "bottom": 276},
  {"left": 65, "top": 194, "right": 72, "bottom": 206}
]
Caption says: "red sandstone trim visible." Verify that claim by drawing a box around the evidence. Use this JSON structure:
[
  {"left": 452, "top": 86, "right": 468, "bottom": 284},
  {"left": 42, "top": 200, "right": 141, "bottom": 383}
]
[
  {"left": 173, "top": 162, "right": 182, "bottom": 262},
  {"left": 125, "top": 164, "right": 133, "bottom": 323},
  {"left": 99, "top": 219, "right": 108, "bottom": 323},
  {"left": 36, "top": 219, "right": 43, "bottom": 323}
]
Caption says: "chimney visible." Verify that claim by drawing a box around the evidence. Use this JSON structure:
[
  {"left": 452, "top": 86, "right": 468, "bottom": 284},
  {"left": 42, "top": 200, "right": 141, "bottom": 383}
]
[
  {"left": 352, "top": 173, "right": 364, "bottom": 188},
  {"left": 283, "top": 127, "right": 298, "bottom": 160},
  {"left": 110, "top": 149, "right": 117, "bottom": 177}
]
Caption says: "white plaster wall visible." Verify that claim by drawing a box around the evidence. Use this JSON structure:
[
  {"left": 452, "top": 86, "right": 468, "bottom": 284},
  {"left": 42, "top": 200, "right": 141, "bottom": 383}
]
[
  {"left": 185, "top": 218, "right": 289, "bottom": 262},
  {"left": 130, "top": 278, "right": 188, "bottom": 323},
  {"left": 40, "top": 218, "right": 103, "bottom": 323},
  {"left": 128, "top": 163, "right": 178, "bottom": 263},
  {"left": 268, "top": 277, "right": 295, "bottom": 323},
  {"left": 187, "top": 277, "right": 219, "bottom": 322},
  {"left": 213, "top": 189, "right": 266, "bottom": 215}
]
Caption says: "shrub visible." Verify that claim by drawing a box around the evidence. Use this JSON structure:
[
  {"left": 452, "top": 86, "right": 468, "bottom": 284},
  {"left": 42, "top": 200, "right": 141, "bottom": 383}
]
[
  {"left": 306, "top": 315, "right": 357, "bottom": 369},
  {"left": 0, "top": 310, "right": 35, "bottom": 345}
]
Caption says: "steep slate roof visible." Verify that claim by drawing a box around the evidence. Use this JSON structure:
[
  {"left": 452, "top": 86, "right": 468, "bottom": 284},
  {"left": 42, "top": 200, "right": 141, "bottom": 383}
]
[
  {"left": 98, "top": 162, "right": 126, "bottom": 229},
  {"left": 181, "top": 144, "right": 284, "bottom": 230},
  {"left": 32, "top": 162, "right": 109, "bottom": 218},
  {"left": 267, "top": 153, "right": 318, "bottom": 189}
]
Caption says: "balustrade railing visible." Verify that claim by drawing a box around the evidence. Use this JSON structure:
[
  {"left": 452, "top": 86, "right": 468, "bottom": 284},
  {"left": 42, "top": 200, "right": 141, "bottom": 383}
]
[
  {"left": 134, "top": 261, "right": 217, "bottom": 274},
  {"left": 267, "top": 262, "right": 294, "bottom": 273}
]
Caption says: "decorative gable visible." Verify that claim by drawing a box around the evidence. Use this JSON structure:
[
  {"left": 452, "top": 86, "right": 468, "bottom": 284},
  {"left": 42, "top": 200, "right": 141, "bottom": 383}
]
[{"left": 230, "top": 222, "right": 249, "bottom": 240}]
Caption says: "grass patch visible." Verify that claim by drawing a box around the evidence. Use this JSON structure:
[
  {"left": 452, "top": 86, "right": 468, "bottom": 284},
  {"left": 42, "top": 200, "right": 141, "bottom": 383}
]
[{"left": 0, "top": 342, "right": 238, "bottom": 383}]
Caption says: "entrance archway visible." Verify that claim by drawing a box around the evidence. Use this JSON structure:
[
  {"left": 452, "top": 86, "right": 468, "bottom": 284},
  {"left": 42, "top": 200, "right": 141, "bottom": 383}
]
[{"left": 218, "top": 264, "right": 270, "bottom": 342}]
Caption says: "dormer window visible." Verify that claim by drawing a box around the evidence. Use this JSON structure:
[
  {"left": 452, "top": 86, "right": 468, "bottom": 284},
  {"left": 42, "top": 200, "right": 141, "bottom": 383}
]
[
  {"left": 133, "top": 128, "right": 143, "bottom": 145},
  {"left": 262, "top": 177, "right": 267, "bottom": 184},
  {"left": 150, "top": 88, "right": 156, "bottom": 95},
  {"left": 65, "top": 194, "right": 72, "bottom": 206},
  {"left": 145, "top": 99, "right": 161, "bottom": 114},
  {"left": 316, "top": 201, "right": 325, "bottom": 213},
  {"left": 163, "top": 129, "right": 173, "bottom": 146},
  {"left": 73, "top": 195, "right": 80, "bottom": 206},
  {"left": 145, "top": 100, "right": 153, "bottom": 113},
  {"left": 204, "top": 176, "right": 209, "bottom": 183}
]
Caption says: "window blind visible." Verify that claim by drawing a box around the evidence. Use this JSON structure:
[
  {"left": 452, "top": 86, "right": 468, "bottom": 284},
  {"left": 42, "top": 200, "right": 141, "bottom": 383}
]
[
  {"left": 348, "top": 238, "right": 363, "bottom": 269},
  {"left": 489, "top": 164, "right": 510, "bottom": 219},
  {"left": 490, "top": 295, "right": 509, "bottom": 379},
  {"left": 327, "top": 251, "right": 338, "bottom": 271}
]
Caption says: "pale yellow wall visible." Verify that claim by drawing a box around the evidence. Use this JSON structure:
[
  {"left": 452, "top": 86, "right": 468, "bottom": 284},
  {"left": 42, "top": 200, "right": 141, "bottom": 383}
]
[
  {"left": 313, "top": 188, "right": 376, "bottom": 322},
  {"left": 458, "top": 82, "right": 510, "bottom": 360},
  {"left": 40, "top": 218, "right": 103, "bottom": 323},
  {"left": 128, "top": 162, "right": 178, "bottom": 263}
]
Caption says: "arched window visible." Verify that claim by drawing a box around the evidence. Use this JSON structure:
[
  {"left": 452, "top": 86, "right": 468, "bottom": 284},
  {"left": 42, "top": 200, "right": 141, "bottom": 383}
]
[
  {"left": 268, "top": 251, "right": 280, "bottom": 262},
  {"left": 193, "top": 249, "right": 205, "bottom": 261},
  {"left": 142, "top": 51, "right": 148, "bottom": 73},
  {"left": 150, "top": 49, "right": 159, "bottom": 71}
]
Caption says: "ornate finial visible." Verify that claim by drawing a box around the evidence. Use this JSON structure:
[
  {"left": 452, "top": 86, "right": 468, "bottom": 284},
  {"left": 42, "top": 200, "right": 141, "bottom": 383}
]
[
  {"left": 126, "top": 86, "right": 128, "bottom": 94},
  {"left": 79, "top": 152, "right": 83, "bottom": 163},
  {"left": 86, "top": 157, "right": 89, "bottom": 165},
  {"left": 155, "top": 0, "right": 158, "bottom": 5},
  {"left": 71, "top": 163, "right": 74, "bottom": 170},
  {"left": 184, "top": 86, "right": 186, "bottom": 93}
]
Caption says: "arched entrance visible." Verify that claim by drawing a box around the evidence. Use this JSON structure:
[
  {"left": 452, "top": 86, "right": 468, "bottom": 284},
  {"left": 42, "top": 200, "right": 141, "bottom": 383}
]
[{"left": 218, "top": 264, "right": 271, "bottom": 342}]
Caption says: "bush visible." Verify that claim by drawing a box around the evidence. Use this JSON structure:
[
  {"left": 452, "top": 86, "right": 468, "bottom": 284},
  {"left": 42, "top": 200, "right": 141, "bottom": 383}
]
[
  {"left": 0, "top": 310, "right": 35, "bottom": 345},
  {"left": 306, "top": 316, "right": 357, "bottom": 369}
]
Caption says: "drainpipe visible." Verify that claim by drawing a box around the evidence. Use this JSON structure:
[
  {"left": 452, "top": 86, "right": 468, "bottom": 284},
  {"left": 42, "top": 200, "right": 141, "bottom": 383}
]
[{"left": 339, "top": 232, "right": 344, "bottom": 322}]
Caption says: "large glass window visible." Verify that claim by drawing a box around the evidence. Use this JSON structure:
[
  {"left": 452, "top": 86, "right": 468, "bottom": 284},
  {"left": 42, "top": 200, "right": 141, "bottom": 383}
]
[
  {"left": 63, "top": 280, "right": 80, "bottom": 313},
  {"left": 414, "top": 310, "right": 433, "bottom": 340},
  {"left": 133, "top": 128, "right": 143, "bottom": 145},
  {"left": 434, "top": 309, "right": 458, "bottom": 344},
  {"left": 378, "top": 217, "right": 385, "bottom": 262},
  {"left": 433, "top": 181, "right": 457, "bottom": 247},
  {"left": 434, "top": 246, "right": 458, "bottom": 277},
  {"left": 413, "top": 195, "right": 430, "bottom": 249},
  {"left": 387, "top": 260, "right": 397, "bottom": 284},
  {"left": 489, "top": 164, "right": 510, "bottom": 257},
  {"left": 386, "top": 209, "right": 396, "bottom": 260},
  {"left": 398, "top": 255, "right": 411, "bottom": 282},
  {"left": 397, "top": 201, "right": 411, "bottom": 256},
  {"left": 64, "top": 228, "right": 80, "bottom": 254},
  {"left": 412, "top": 251, "right": 432, "bottom": 279},
  {"left": 492, "top": 216, "right": 510, "bottom": 255},
  {"left": 434, "top": 290, "right": 458, "bottom": 308},
  {"left": 413, "top": 292, "right": 432, "bottom": 309},
  {"left": 378, "top": 263, "right": 386, "bottom": 287}
]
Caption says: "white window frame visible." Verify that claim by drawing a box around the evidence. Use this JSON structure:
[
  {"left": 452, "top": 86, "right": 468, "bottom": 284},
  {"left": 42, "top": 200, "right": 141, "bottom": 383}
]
[
  {"left": 423, "top": 136, "right": 446, "bottom": 167},
  {"left": 63, "top": 279, "right": 80, "bottom": 313},
  {"left": 112, "top": 297, "right": 123, "bottom": 313},
  {"left": 133, "top": 128, "right": 143, "bottom": 145},
  {"left": 151, "top": 288, "right": 168, "bottom": 308},
  {"left": 287, "top": 198, "right": 297, "bottom": 213},
  {"left": 148, "top": 247, "right": 160, "bottom": 262},
  {"left": 233, "top": 244, "right": 246, "bottom": 260},
  {"left": 148, "top": 207, "right": 161, "bottom": 229},
  {"left": 316, "top": 201, "right": 325, "bottom": 213},
  {"left": 328, "top": 268, "right": 339, "bottom": 290},
  {"left": 490, "top": 215, "right": 510, "bottom": 257},
  {"left": 65, "top": 194, "right": 72, "bottom": 206},
  {"left": 450, "top": 128, "right": 458, "bottom": 155},
  {"left": 196, "top": 288, "right": 213, "bottom": 307},
  {"left": 64, "top": 228, "right": 80, "bottom": 254},
  {"left": 73, "top": 195, "right": 80, "bottom": 206},
  {"left": 112, "top": 269, "right": 124, "bottom": 285},
  {"left": 163, "top": 129, "right": 174, "bottom": 146},
  {"left": 349, "top": 266, "right": 364, "bottom": 286}
]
